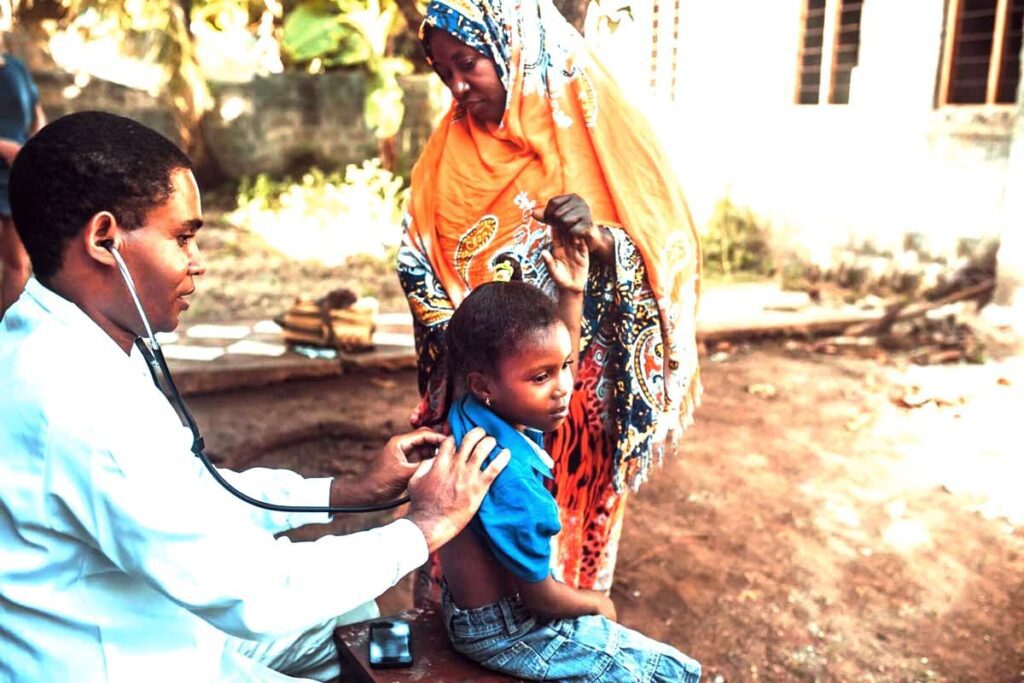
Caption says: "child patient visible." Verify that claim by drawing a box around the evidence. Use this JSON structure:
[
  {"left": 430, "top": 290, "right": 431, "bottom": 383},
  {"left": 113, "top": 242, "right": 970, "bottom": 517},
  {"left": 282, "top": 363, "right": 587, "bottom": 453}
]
[{"left": 440, "top": 234, "right": 701, "bottom": 681}]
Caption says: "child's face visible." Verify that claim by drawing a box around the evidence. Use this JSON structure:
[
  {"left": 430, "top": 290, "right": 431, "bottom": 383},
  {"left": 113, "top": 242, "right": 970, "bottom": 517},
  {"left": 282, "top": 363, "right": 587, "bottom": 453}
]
[{"left": 484, "top": 322, "right": 574, "bottom": 433}]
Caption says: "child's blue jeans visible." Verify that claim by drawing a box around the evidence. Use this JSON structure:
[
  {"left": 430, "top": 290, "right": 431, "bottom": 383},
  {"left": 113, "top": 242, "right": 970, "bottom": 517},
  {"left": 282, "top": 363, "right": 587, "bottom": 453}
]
[{"left": 441, "top": 584, "right": 701, "bottom": 682}]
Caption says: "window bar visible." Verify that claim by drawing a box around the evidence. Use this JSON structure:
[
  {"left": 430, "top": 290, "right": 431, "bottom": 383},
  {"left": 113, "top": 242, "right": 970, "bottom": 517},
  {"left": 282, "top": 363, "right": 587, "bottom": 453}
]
[
  {"left": 671, "top": 0, "right": 681, "bottom": 100},
  {"left": 796, "top": 0, "right": 828, "bottom": 103},
  {"left": 987, "top": 0, "right": 1011, "bottom": 102},
  {"left": 937, "top": 0, "right": 962, "bottom": 105},
  {"left": 651, "top": 0, "right": 660, "bottom": 91},
  {"left": 818, "top": 0, "right": 841, "bottom": 103},
  {"left": 997, "top": 0, "right": 1023, "bottom": 101}
]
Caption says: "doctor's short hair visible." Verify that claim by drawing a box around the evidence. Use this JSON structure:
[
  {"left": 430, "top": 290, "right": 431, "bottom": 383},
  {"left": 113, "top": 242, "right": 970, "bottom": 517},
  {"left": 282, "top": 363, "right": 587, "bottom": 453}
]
[
  {"left": 446, "top": 280, "right": 562, "bottom": 385},
  {"left": 9, "top": 111, "right": 193, "bottom": 281}
]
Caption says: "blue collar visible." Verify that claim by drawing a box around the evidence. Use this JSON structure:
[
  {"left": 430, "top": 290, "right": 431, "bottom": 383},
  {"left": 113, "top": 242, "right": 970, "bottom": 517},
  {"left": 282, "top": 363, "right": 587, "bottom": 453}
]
[{"left": 447, "top": 394, "right": 553, "bottom": 479}]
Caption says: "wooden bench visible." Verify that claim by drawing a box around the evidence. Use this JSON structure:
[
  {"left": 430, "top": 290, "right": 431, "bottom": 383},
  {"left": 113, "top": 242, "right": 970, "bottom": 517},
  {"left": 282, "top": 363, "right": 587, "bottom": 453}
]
[{"left": 333, "top": 606, "right": 525, "bottom": 682}]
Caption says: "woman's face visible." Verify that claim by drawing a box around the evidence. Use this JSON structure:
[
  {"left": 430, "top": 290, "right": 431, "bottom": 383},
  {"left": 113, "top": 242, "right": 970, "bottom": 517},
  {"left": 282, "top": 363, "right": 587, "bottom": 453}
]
[{"left": 426, "top": 29, "right": 506, "bottom": 126}]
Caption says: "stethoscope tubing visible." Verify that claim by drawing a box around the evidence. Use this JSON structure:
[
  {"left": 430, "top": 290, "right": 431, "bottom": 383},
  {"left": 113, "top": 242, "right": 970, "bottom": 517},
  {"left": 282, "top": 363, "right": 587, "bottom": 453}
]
[{"left": 107, "top": 242, "right": 410, "bottom": 514}]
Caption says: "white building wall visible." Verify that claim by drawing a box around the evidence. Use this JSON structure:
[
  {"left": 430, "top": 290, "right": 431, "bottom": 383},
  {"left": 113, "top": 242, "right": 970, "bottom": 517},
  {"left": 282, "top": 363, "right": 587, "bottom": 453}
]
[
  {"left": 992, "top": 44, "right": 1024, "bottom": 323},
  {"left": 590, "top": 0, "right": 1018, "bottom": 267}
]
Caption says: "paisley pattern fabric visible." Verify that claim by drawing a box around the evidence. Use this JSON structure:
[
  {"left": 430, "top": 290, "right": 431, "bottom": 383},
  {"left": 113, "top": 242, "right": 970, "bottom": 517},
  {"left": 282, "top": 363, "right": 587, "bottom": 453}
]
[{"left": 399, "top": 0, "right": 702, "bottom": 596}]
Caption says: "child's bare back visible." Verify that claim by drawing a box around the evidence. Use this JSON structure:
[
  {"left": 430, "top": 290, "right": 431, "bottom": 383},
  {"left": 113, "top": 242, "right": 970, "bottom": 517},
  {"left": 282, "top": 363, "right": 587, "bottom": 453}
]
[{"left": 440, "top": 529, "right": 519, "bottom": 608}]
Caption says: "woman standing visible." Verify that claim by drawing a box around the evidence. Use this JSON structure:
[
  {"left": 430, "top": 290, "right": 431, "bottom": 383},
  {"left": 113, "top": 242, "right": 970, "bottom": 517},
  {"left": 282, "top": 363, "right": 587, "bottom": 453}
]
[
  {"left": 398, "top": 0, "right": 702, "bottom": 603},
  {"left": 0, "top": 34, "right": 45, "bottom": 315}
]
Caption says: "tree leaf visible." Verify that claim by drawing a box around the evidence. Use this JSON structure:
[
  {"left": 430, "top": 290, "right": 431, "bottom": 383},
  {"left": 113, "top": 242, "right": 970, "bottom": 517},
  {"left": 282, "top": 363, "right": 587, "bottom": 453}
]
[
  {"left": 364, "top": 78, "right": 405, "bottom": 138},
  {"left": 282, "top": 3, "right": 348, "bottom": 62}
]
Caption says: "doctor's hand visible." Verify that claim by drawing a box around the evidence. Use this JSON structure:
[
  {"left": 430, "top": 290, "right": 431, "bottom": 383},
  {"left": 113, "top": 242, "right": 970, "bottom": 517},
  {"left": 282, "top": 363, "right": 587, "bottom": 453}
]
[
  {"left": 405, "top": 427, "right": 510, "bottom": 553},
  {"left": 329, "top": 427, "right": 446, "bottom": 507}
]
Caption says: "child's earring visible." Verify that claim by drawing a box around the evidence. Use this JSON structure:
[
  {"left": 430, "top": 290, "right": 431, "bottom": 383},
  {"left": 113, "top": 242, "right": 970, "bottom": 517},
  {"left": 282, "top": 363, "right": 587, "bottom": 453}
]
[{"left": 484, "top": 396, "right": 492, "bottom": 407}]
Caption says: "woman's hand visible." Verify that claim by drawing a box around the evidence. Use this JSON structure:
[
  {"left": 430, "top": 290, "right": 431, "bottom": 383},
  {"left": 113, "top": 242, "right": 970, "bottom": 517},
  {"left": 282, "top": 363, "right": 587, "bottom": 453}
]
[{"left": 532, "top": 194, "right": 614, "bottom": 264}]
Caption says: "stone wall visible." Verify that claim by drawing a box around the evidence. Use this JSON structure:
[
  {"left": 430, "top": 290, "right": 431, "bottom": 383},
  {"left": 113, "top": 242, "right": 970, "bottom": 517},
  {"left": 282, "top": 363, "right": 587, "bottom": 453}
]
[
  {"left": 34, "top": 70, "right": 180, "bottom": 146},
  {"left": 31, "top": 66, "right": 442, "bottom": 182},
  {"left": 205, "top": 71, "right": 441, "bottom": 179}
]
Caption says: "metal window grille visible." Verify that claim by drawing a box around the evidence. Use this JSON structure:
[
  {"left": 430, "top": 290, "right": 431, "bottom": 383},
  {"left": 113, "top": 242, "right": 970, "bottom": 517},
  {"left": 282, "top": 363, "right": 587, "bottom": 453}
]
[
  {"left": 649, "top": 0, "right": 682, "bottom": 100},
  {"left": 941, "top": 0, "right": 1023, "bottom": 105},
  {"left": 795, "top": 0, "right": 863, "bottom": 105}
]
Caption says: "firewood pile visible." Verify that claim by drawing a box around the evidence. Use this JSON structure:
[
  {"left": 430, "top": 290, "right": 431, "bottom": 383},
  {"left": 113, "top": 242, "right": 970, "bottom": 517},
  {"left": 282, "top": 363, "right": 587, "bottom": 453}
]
[{"left": 807, "top": 278, "right": 995, "bottom": 365}]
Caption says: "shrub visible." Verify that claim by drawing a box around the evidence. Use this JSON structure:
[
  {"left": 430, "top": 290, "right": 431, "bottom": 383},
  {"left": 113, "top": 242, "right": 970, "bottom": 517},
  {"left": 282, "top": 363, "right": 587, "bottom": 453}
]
[
  {"left": 701, "top": 197, "right": 774, "bottom": 278},
  {"left": 229, "top": 159, "right": 407, "bottom": 265}
]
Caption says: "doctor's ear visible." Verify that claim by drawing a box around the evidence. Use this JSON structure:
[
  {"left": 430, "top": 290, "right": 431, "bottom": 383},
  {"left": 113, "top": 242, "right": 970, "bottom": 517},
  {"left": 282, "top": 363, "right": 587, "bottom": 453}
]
[{"left": 83, "top": 212, "right": 123, "bottom": 266}]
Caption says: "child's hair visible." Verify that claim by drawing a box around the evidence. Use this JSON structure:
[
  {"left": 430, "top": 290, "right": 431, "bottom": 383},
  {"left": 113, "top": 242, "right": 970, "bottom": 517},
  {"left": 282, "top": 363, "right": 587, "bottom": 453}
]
[{"left": 446, "top": 281, "right": 561, "bottom": 391}]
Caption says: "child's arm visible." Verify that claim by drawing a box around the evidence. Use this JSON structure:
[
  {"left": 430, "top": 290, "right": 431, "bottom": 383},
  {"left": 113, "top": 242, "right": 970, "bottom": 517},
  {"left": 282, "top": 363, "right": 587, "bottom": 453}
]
[
  {"left": 537, "top": 195, "right": 590, "bottom": 378},
  {"left": 515, "top": 575, "right": 617, "bottom": 621}
]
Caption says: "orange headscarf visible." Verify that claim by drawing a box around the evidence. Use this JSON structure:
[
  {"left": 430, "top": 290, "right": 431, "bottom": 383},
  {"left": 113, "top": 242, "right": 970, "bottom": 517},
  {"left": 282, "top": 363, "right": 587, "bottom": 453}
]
[{"left": 407, "top": 0, "right": 701, "bottom": 471}]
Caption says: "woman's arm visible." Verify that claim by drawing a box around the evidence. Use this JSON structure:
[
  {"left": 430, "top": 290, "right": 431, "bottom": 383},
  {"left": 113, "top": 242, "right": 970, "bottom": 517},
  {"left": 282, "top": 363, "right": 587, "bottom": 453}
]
[
  {"left": 0, "top": 139, "right": 20, "bottom": 166},
  {"left": 31, "top": 104, "right": 46, "bottom": 135},
  {"left": 0, "top": 105, "right": 45, "bottom": 165},
  {"left": 515, "top": 575, "right": 617, "bottom": 621}
]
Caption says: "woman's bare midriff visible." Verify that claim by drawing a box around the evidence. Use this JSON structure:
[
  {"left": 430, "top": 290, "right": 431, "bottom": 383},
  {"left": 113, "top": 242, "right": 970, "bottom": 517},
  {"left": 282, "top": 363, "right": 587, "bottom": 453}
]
[{"left": 439, "top": 527, "right": 521, "bottom": 608}]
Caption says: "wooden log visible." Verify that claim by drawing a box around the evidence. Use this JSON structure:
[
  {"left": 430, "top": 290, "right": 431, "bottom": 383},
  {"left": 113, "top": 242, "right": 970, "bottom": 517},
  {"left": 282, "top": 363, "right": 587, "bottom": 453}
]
[{"left": 843, "top": 278, "right": 994, "bottom": 337}]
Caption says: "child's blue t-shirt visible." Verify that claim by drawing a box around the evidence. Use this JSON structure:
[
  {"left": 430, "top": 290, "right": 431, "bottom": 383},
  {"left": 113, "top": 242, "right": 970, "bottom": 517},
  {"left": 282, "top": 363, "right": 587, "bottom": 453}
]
[{"left": 447, "top": 394, "right": 562, "bottom": 583}]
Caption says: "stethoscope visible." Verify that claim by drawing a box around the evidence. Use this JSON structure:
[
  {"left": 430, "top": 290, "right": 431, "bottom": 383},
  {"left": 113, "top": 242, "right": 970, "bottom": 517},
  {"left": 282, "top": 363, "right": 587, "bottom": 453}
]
[{"left": 103, "top": 240, "right": 410, "bottom": 514}]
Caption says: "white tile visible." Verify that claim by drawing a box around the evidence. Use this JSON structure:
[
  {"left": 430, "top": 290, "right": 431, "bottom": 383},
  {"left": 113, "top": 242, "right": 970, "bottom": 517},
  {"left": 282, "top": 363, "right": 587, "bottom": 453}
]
[
  {"left": 184, "top": 324, "right": 252, "bottom": 340},
  {"left": 372, "top": 332, "right": 415, "bottom": 347},
  {"left": 226, "top": 340, "right": 287, "bottom": 357},
  {"left": 160, "top": 345, "right": 226, "bottom": 361},
  {"left": 252, "top": 319, "right": 283, "bottom": 334},
  {"left": 375, "top": 312, "right": 414, "bottom": 325}
]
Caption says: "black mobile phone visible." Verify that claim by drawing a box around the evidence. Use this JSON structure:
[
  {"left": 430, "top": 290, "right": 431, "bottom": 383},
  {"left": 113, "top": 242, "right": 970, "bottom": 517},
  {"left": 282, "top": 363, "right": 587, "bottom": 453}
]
[{"left": 367, "top": 619, "right": 413, "bottom": 668}]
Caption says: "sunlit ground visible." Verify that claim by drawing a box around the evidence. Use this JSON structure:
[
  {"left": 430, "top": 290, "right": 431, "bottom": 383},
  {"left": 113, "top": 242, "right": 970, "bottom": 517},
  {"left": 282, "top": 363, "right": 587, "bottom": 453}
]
[{"left": 871, "top": 358, "right": 1023, "bottom": 529}]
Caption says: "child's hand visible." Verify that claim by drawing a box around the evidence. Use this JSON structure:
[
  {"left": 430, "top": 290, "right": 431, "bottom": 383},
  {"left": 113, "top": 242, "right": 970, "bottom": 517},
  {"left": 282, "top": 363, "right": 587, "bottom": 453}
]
[
  {"left": 592, "top": 591, "right": 618, "bottom": 621},
  {"left": 541, "top": 232, "right": 588, "bottom": 294},
  {"left": 536, "top": 195, "right": 590, "bottom": 294}
]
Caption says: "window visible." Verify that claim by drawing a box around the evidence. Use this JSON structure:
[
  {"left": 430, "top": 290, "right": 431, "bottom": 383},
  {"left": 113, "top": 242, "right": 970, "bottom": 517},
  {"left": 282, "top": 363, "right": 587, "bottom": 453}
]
[
  {"left": 939, "top": 0, "right": 1024, "bottom": 105},
  {"left": 796, "top": 0, "right": 864, "bottom": 104},
  {"left": 649, "top": 0, "right": 682, "bottom": 100}
]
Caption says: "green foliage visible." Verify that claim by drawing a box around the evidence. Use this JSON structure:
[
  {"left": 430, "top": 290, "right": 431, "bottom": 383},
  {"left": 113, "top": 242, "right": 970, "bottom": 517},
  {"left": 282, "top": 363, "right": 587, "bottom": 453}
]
[
  {"left": 282, "top": 2, "right": 370, "bottom": 65},
  {"left": 231, "top": 159, "right": 409, "bottom": 264},
  {"left": 281, "top": 0, "right": 413, "bottom": 138},
  {"left": 53, "top": 0, "right": 213, "bottom": 151},
  {"left": 779, "top": 259, "right": 809, "bottom": 291},
  {"left": 702, "top": 197, "right": 774, "bottom": 278}
]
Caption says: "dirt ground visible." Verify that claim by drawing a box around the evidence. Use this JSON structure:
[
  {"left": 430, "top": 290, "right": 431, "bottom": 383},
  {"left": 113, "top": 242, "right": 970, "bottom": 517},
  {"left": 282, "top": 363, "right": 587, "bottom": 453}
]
[{"left": 188, "top": 341, "right": 1024, "bottom": 683}]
